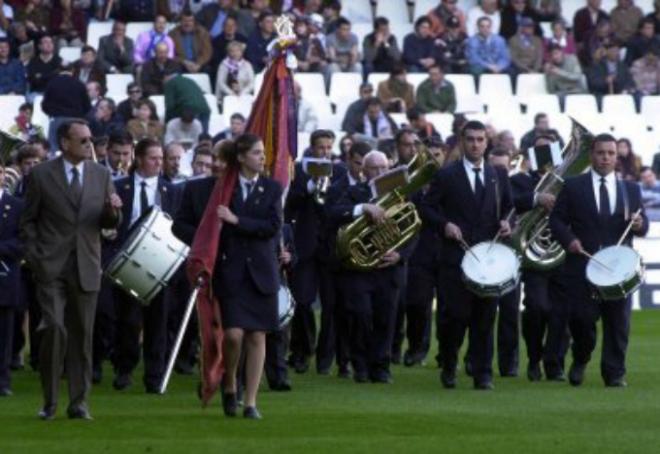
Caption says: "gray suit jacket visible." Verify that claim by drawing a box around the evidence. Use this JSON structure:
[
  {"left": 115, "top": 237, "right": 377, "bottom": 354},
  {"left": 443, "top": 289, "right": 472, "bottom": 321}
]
[
  {"left": 20, "top": 157, "right": 121, "bottom": 292},
  {"left": 97, "top": 35, "right": 135, "bottom": 74}
]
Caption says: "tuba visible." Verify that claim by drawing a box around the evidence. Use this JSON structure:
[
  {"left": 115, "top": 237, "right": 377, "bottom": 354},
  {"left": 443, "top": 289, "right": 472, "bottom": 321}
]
[
  {"left": 336, "top": 144, "right": 441, "bottom": 270},
  {"left": 509, "top": 118, "right": 593, "bottom": 271},
  {"left": 0, "top": 130, "right": 27, "bottom": 195}
]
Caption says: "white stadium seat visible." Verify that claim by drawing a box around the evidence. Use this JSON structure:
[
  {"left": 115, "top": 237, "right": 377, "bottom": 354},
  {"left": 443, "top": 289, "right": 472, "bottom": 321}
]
[
  {"left": 86, "top": 21, "right": 113, "bottom": 49},
  {"left": 223, "top": 95, "right": 254, "bottom": 122},
  {"left": 367, "top": 72, "right": 389, "bottom": 89},
  {"left": 106, "top": 74, "right": 135, "bottom": 99},
  {"left": 32, "top": 95, "right": 49, "bottom": 136},
  {"left": 455, "top": 94, "right": 484, "bottom": 113},
  {"left": 204, "top": 94, "right": 220, "bottom": 115},
  {"left": 516, "top": 73, "right": 548, "bottom": 97},
  {"left": 478, "top": 74, "right": 514, "bottom": 99},
  {"left": 59, "top": 47, "right": 81, "bottom": 64},
  {"left": 295, "top": 73, "right": 327, "bottom": 97},
  {"left": 564, "top": 94, "right": 598, "bottom": 117},
  {"left": 208, "top": 114, "right": 226, "bottom": 136},
  {"left": 426, "top": 113, "right": 454, "bottom": 139},
  {"left": 602, "top": 94, "right": 637, "bottom": 118},
  {"left": 0, "top": 96, "right": 25, "bottom": 130},
  {"left": 445, "top": 74, "right": 477, "bottom": 98},
  {"left": 149, "top": 95, "right": 165, "bottom": 121},
  {"left": 343, "top": 0, "right": 374, "bottom": 24},
  {"left": 126, "top": 22, "right": 156, "bottom": 43},
  {"left": 407, "top": 73, "right": 427, "bottom": 92},
  {"left": 183, "top": 73, "right": 213, "bottom": 94},
  {"left": 522, "top": 94, "right": 561, "bottom": 117},
  {"left": 329, "top": 72, "right": 363, "bottom": 105},
  {"left": 376, "top": 1, "right": 410, "bottom": 23}
]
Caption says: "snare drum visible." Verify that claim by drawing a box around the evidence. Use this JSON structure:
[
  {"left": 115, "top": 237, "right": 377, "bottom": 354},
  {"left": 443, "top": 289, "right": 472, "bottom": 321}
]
[
  {"left": 105, "top": 208, "right": 190, "bottom": 304},
  {"left": 278, "top": 284, "right": 295, "bottom": 328},
  {"left": 586, "top": 245, "right": 644, "bottom": 301},
  {"left": 461, "top": 242, "right": 521, "bottom": 298}
]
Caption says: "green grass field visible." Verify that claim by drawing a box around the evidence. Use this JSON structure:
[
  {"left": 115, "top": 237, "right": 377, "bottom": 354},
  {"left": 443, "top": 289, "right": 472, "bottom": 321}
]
[{"left": 1, "top": 311, "right": 659, "bottom": 454}]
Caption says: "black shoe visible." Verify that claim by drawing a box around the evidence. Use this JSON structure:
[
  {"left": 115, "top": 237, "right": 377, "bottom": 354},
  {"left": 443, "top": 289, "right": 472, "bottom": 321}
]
[
  {"left": 527, "top": 362, "right": 542, "bottom": 382},
  {"left": 112, "top": 373, "right": 132, "bottom": 391},
  {"left": 464, "top": 359, "right": 473, "bottom": 377},
  {"left": 145, "top": 385, "right": 161, "bottom": 394},
  {"left": 293, "top": 360, "right": 309, "bottom": 374},
  {"left": 440, "top": 369, "right": 457, "bottom": 389},
  {"left": 605, "top": 378, "right": 627, "bottom": 388},
  {"left": 92, "top": 366, "right": 102, "bottom": 385},
  {"left": 353, "top": 371, "right": 369, "bottom": 383},
  {"left": 500, "top": 367, "right": 518, "bottom": 378},
  {"left": 474, "top": 380, "right": 495, "bottom": 391},
  {"left": 569, "top": 362, "right": 586, "bottom": 387},
  {"left": 222, "top": 392, "right": 238, "bottom": 417},
  {"left": 316, "top": 367, "right": 330, "bottom": 376},
  {"left": 403, "top": 351, "right": 426, "bottom": 367},
  {"left": 391, "top": 350, "right": 402, "bottom": 365},
  {"left": 38, "top": 405, "right": 57, "bottom": 421},
  {"left": 0, "top": 388, "right": 13, "bottom": 397},
  {"left": 67, "top": 408, "right": 93, "bottom": 420},
  {"left": 546, "top": 371, "right": 566, "bottom": 382},
  {"left": 243, "top": 406, "right": 262, "bottom": 420},
  {"left": 337, "top": 365, "right": 352, "bottom": 379},
  {"left": 370, "top": 372, "right": 393, "bottom": 384},
  {"left": 269, "top": 381, "right": 292, "bottom": 392}
]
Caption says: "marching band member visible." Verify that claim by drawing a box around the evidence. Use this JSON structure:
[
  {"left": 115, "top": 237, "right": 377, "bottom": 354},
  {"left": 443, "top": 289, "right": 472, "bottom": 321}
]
[
  {"left": 421, "top": 120, "right": 513, "bottom": 390},
  {"left": 549, "top": 133, "right": 648, "bottom": 387}
]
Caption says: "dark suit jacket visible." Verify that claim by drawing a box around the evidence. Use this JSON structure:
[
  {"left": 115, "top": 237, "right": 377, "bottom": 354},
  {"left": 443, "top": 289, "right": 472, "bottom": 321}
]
[
  {"left": 499, "top": 8, "right": 554, "bottom": 40},
  {"left": 97, "top": 35, "right": 135, "bottom": 73},
  {"left": 587, "top": 60, "right": 634, "bottom": 95},
  {"left": 172, "top": 175, "right": 283, "bottom": 296},
  {"left": 549, "top": 173, "right": 648, "bottom": 276},
  {"left": 573, "top": 7, "right": 609, "bottom": 44},
  {"left": 510, "top": 171, "right": 541, "bottom": 213},
  {"left": 420, "top": 160, "right": 513, "bottom": 267},
  {"left": 0, "top": 192, "right": 24, "bottom": 307},
  {"left": 409, "top": 189, "right": 442, "bottom": 268},
  {"left": 72, "top": 61, "right": 107, "bottom": 90},
  {"left": 141, "top": 59, "right": 184, "bottom": 96},
  {"left": 20, "top": 157, "right": 121, "bottom": 292}
]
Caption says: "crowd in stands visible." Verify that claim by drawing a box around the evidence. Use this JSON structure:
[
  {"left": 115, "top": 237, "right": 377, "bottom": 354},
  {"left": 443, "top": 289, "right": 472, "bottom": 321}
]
[{"left": 0, "top": 0, "right": 659, "bottom": 199}]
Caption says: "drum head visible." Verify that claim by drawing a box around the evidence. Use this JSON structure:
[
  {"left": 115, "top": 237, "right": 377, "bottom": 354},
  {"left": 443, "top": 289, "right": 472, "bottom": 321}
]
[
  {"left": 586, "top": 246, "right": 641, "bottom": 287},
  {"left": 462, "top": 242, "right": 520, "bottom": 286},
  {"left": 278, "top": 285, "right": 294, "bottom": 327}
]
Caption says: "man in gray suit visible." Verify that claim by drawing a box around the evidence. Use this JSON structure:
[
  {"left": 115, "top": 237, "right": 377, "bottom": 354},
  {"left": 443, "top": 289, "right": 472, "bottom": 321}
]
[{"left": 20, "top": 120, "right": 123, "bottom": 420}]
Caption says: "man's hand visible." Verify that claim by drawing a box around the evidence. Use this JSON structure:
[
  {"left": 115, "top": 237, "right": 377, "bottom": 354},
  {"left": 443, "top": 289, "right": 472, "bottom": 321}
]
[
  {"left": 363, "top": 204, "right": 386, "bottom": 224},
  {"left": 568, "top": 239, "right": 584, "bottom": 255},
  {"left": 377, "top": 250, "right": 400, "bottom": 268},
  {"left": 444, "top": 222, "right": 463, "bottom": 241},
  {"left": 631, "top": 212, "right": 644, "bottom": 232},
  {"left": 536, "top": 193, "right": 556, "bottom": 212},
  {"left": 217, "top": 205, "right": 239, "bottom": 225},
  {"left": 279, "top": 248, "right": 292, "bottom": 265},
  {"left": 108, "top": 193, "right": 123, "bottom": 209},
  {"left": 498, "top": 220, "right": 512, "bottom": 238}
]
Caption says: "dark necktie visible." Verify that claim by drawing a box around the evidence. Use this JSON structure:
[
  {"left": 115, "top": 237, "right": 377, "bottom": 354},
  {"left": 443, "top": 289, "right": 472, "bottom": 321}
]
[
  {"left": 599, "top": 177, "right": 611, "bottom": 219},
  {"left": 244, "top": 181, "right": 253, "bottom": 201},
  {"left": 473, "top": 168, "right": 484, "bottom": 203},
  {"left": 70, "top": 167, "right": 82, "bottom": 204},
  {"left": 140, "top": 181, "right": 150, "bottom": 217}
]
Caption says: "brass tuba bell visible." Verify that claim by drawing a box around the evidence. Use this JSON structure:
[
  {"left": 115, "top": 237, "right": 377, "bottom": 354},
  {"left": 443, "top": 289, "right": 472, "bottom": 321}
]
[{"left": 509, "top": 118, "right": 594, "bottom": 271}]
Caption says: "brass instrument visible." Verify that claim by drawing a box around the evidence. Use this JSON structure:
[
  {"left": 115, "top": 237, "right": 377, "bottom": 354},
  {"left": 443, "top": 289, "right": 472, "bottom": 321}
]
[
  {"left": 303, "top": 158, "right": 333, "bottom": 205},
  {"left": 0, "top": 130, "right": 27, "bottom": 195},
  {"left": 336, "top": 144, "right": 441, "bottom": 270},
  {"left": 509, "top": 118, "right": 593, "bottom": 271}
]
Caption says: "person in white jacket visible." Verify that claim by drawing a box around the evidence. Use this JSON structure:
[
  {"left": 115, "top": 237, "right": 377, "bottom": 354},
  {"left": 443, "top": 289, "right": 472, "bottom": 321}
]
[{"left": 215, "top": 40, "right": 255, "bottom": 106}]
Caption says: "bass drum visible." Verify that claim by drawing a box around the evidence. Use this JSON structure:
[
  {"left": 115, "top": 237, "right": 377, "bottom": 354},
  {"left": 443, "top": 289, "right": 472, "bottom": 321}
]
[
  {"left": 105, "top": 207, "right": 190, "bottom": 305},
  {"left": 277, "top": 284, "right": 295, "bottom": 328},
  {"left": 586, "top": 245, "right": 644, "bottom": 301},
  {"left": 461, "top": 241, "right": 521, "bottom": 298}
]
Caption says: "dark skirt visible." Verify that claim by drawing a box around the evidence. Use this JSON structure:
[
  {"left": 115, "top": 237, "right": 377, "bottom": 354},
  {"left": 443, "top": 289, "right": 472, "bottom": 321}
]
[{"left": 218, "top": 272, "right": 278, "bottom": 332}]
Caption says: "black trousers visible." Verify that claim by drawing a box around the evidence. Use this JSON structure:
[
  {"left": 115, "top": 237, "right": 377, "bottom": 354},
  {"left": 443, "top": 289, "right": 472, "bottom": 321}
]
[
  {"left": 289, "top": 258, "right": 319, "bottom": 363},
  {"left": 345, "top": 270, "right": 399, "bottom": 377},
  {"left": 93, "top": 278, "right": 116, "bottom": 373},
  {"left": 521, "top": 270, "right": 551, "bottom": 365},
  {"left": 543, "top": 274, "right": 572, "bottom": 376},
  {"left": 316, "top": 267, "right": 351, "bottom": 372},
  {"left": 391, "top": 262, "right": 408, "bottom": 358},
  {"left": 112, "top": 288, "right": 168, "bottom": 388},
  {"left": 439, "top": 268, "right": 497, "bottom": 384},
  {"left": 496, "top": 285, "right": 520, "bottom": 375},
  {"left": 0, "top": 306, "right": 14, "bottom": 389},
  {"left": 405, "top": 264, "right": 436, "bottom": 357},
  {"left": 265, "top": 324, "right": 290, "bottom": 386}
]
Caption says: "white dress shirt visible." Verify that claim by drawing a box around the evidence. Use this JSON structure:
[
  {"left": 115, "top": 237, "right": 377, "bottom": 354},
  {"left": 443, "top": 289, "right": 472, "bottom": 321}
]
[
  {"left": 592, "top": 170, "right": 617, "bottom": 215},
  {"left": 63, "top": 159, "right": 85, "bottom": 185},
  {"left": 239, "top": 174, "right": 259, "bottom": 201},
  {"left": 463, "top": 157, "right": 484, "bottom": 193},
  {"left": 131, "top": 173, "right": 159, "bottom": 225}
]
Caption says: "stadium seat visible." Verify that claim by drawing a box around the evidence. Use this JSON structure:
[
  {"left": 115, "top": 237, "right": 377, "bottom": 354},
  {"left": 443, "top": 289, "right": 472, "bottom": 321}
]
[
  {"left": 455, "top": 94, "right": 484, "bottom": 113},
  {"left": 640, "top": 96, "right": 660, "bottom": 130},
  {"left": 351, "top": 23, "right": 373, "bottom": 47},
  {"left": 150, "top": 95, "right": 165, "bottom": 121},
  {"left": 126, "top": 22, "right": 156, "bottom": 44},
  {"left": 564, "top": 94, "right": 598, "bottom": 117},
  {"left": 343, "top": 1, "right": 374, "bottom": 24},
  {"left": 612, "top": 118, "right": 657, "bottom": 164},
  {"left": 390, "top": 113, "right": 408, "bottom": 129},
  {"left": 86, "top": 21, "right": 113, "bottom": 49},
  {"left": 254, "top": 71, "right": 265, "bottom": 93},
  {"left": 516, "top": 73, "right": 548, "bottom": 97},
  {"left": 183, "top": 73, "right": 213, "bottom": 94},
  {"left": 106, "top": 74, "right": 135, "bottom": 99},
  {"left": 413, "top": 0, "right": 436, "bottom": 20},
  {"left": 204, "top": 94, "right": 220, "bottom": 115},
  {"left": 208, "top": 114, "right": 226, "bottom": 136},
  {"left": 32, "top": 95, "right": 49, "bottom": 136},
  {"left": 426, "top": 113, "right": 454, "bottom": 139},
  {"left": 0, "top": 95, "right": 25, "bottom": 130},
  {"left": 407, "top": 73, "right": 427, "bottom": 92},
  {"left": 367, "top": 72, "right": 389, "bottom": 89},
  {"left": 445, "top": 74, "right": 477, "bottom": 98},
  {"left": 305, "top": 95, "right": 335, "bottom": 130},
  {"left": 390, "top": 22, "right": 414, "bottom": 49},
  {"left": 296, "top": 73, "right": 327, "bottom": 97},
  {"left": 59, "top": 47, "right": 81, "bottom": 64},
  {"left": 485, "top": 95, "right": 520, "bottom": 116},
  {"left": 522, "top": 94, "right": 561, "bottom": 117},
  {"left": 223, "top": 95, "right": 254, "bottom": 121},
  {"left": 546, "top": 113, "right": 573, "bottom": 143},
  {"left": 329, "top": 72, "right": 362, "bottom": 105},
  {"left": 602, "top": 94, "right": 637, "bottom": 117},
  {"left": 478, "top": 74, "right": 513, "bottom": 101},
  {"left": 376, "top": 1, "right": 411, "bottom": 23},
  {"left": 296, "top": 132, "right": 311, "bottom": 160}
]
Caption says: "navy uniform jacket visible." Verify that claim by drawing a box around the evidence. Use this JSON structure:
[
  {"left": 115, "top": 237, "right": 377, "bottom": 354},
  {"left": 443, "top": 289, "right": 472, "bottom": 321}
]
[
  {"left": 172, "top": 175, "right": 283, "bottom": 297},
  {"left": 420, "top": 160, "right": 514, "bottom": 267},
  {"left": 549, "top": 173, "right": 648, "bottom": 277},
  {"left": 0, "top": 192, "right": 24, "bottom": 307},
  {"left": 409, "top": 189, "right": 442, "bottom": 269},
  {"left": 285, "top": 161, "right": 346, "bottom": 263}
]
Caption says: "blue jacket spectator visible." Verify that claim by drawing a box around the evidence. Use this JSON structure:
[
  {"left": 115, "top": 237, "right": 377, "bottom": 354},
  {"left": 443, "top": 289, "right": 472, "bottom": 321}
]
[
  {"left": 466, "top": 17, "right": 511, "bottom": 75},
  {"left": 402, "top": 16, "right": 438, "bottom": 72},
  {"left": 244, "top": 11, "right": 276, "bottom": 74},
  {"left": 0, "top": 39, "right": 26, "bottom": 94}
]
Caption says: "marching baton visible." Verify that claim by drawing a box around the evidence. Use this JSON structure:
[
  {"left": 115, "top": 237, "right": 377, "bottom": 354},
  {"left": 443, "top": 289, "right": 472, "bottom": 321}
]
[
  {"left": 616, "top": 208, "right": 642, "bottom": 247},
  {"left": 580, "top": 250, "right": 614, "bottom": 273},
  {"left": 160, "top": 276, "right": 204, "bottom": 394}
]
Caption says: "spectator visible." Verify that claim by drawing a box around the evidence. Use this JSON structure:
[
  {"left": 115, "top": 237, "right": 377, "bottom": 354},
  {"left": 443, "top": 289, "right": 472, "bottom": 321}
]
[
  {"left": 500, "top": 0, "right": 555, "bottom": 41},
  {"left": 573, "top": 0, "right": 609, "bottom": 45},
  {"left": 427, "top": 0, "right": 467, "bottom": 37},
  {"left": 644, "top": 1, "right": 660, "bottom": 34},
  {"left": 508, "top": 17, "right": 544, "bottom": 75},
  {"left": 639, "top": 166, "right": 660, "bottom": 213},
  {"left": 133, "top": 15, "right": 175, "bottom": 66},
  {"left": 495, "top": 130, "right": 519, "bottom": 157},
  {"left": 244, "top": 10, "right": 276, "bottom": 74},
  {"left": 98, "top": 21, "right": 135, "bottom": 74},
  {"left": 616, "top": 137, "right": 642, "bottom": 181},
  {"left": 169, "top": 10, "right": 213, "bottom": 74},
  {"left": 338, "top": 134, "right": 354, "bottom": 162},
  {"left": 87, "top": 97, "right": 122, "bottom": 138},
  {"left": 587, "top": 40, "right": 635, "bottom": 97},
  {"left": 140, "top": 42, "right": 184, "bottom": 96},
  {"left": 519, "top": 113, "right": 564, "bottom": 150},
  {"left": 466, "top": 0, "right": 501, "bottom": 37},
  {"left": 466, "top": 17, "right": 511, "bottom": 77},
  {"left": 362, "top": 16, "right": 402, "bottom": 75},
  {"left": 293, "top": 16, "right": 327, "bottom": 76},
  {"left": 529, "top": 0, "right": 561, "bottom": 17},
  {"left": 610, "top": 0, "right": 644, "bottom": 45},
  {"left": 14, "top": 0, "right": 49, "bottom": 38},
  {"left": 8, "top": 102, "right": 44, "bottom": 141},
  {"left": 631, "top": 49, "right": 660, "bottom": 95},
  {"left": 86, "top": 81, "right": 103, "bottom": 106},
  {"left": 41, "top": 66, "right": 91, "bottom": 152},
  {"left": 209, "top": 14, "right": 247, "bottom": 77},
  {"left": 294, "top": 82, "right": 319, "bottom": 133},
  {"left": 326, "top": 17, "right": 362, "bottom": 79},
  {"left": 416, "top": 64, "right": 456, "bottom": 114},
  {"left": 352, "top": 97, "right": 398, "bottom": 140},
  {"left": 72, "top": 46, "right": 106, "bottom": 91},
  {"left": 444, "top": 113, "right": 468, "bottom": 161},
  {"left": 322, "top": 1, "right": 342, "bottom": 35},
  {"left": 0, "top": 0, "right": 12, "bottom": 39},
  {"left": 117, "top": 0, "right": 156, "bottom": 22},
  {"left": 437, "top": 15, "right": 469, "bottom": 73},
  {"left": 625, "top": 18, "right": 660, "bottom": 65},
  {"left": 26, "top": 35, "right": 62, "bottom": 97},
  {"left": 212, "top": 112, "right": 245, "bottom": 142},
  {"left": 191, "top": 146, "right": 214, "bottom": 177},
  {"left": 544, "top": 44, "right": 586, "bottom": 99},
  {"left": 50, "top": 0, "right": 86, "bottom": 48},
  {"left": 127, "top": 99, "right": 164, "bottom": 141},
  {"left": 215, "top": 40, "right": 254, "bottom": 105},
  {"left": 156, "top": 0, "right": 191, "bottom": 22},
  {"left": 196, "top": 0, "right": 235, "bottom": 39},
  {"left": 544, "top": 19, "right": 577, "bottom": 60},
  {"left": 653, "top": 150, "right": 660, "bottom": 177},
  {"left": 8, "top": 22, "right": 34, "bottom": 64},
  {"left": 580, "top": 18, "right": 614, "bottom": 67},
  {"left": 236, "top": 0, "right": 269, "bottom": 38},
  {"left": 403, "top": 16, "right": 438, "bottom": 73},
  {"left": 163, "top": 72, "right": 211, "bottom": 131},
  {"left": 103, "top": 130, "right": 134, "bottom": 178},
  {"left": 163, "top": 142, "right": 187, "bottom": 182},
  {"left": 341, "top": 82, "right": 374, "bottom": 134},
  {"left": 0, "top": 38, "right": 25, "bottom": 94},
  {"left": 406, "top": 107, "right": 442, "bottom": 142},
  {"left": 117, "top": 82, "right": 150, "bottom": 123},
  {"left": 164, "top": 109, "right": 203, "bottom": 148},
  {"left": 377, "top": 64, "right": 415, "bottom": 114}
]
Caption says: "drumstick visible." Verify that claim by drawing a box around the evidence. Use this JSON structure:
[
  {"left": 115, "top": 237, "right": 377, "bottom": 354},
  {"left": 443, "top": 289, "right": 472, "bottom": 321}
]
[
  {"left": 580, "top": 250, "right": 614, "bottom": 273},
  {"left": 488, "top": 208, "right": 516, "bottom": 253},
  {"left": 90, "top": 141, "right": 98, "bottom": 163},
  {"left": 459, "top": 238, "right": 480, "bottom": 263},
  {"left": 616, "top": 208, "right": 642, "bottom": 247}
]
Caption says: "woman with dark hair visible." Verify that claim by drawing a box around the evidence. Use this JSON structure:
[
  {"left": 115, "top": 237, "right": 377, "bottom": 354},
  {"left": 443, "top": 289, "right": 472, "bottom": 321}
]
[
  {"left": 616, "top": 138, "right": 642, "bottom": 181},
  {"left": 174, "top": 133, "right": 282, "bottom": 419},
  {"left": 127, "top": 99, "right": 164, "bottom": 142}
]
